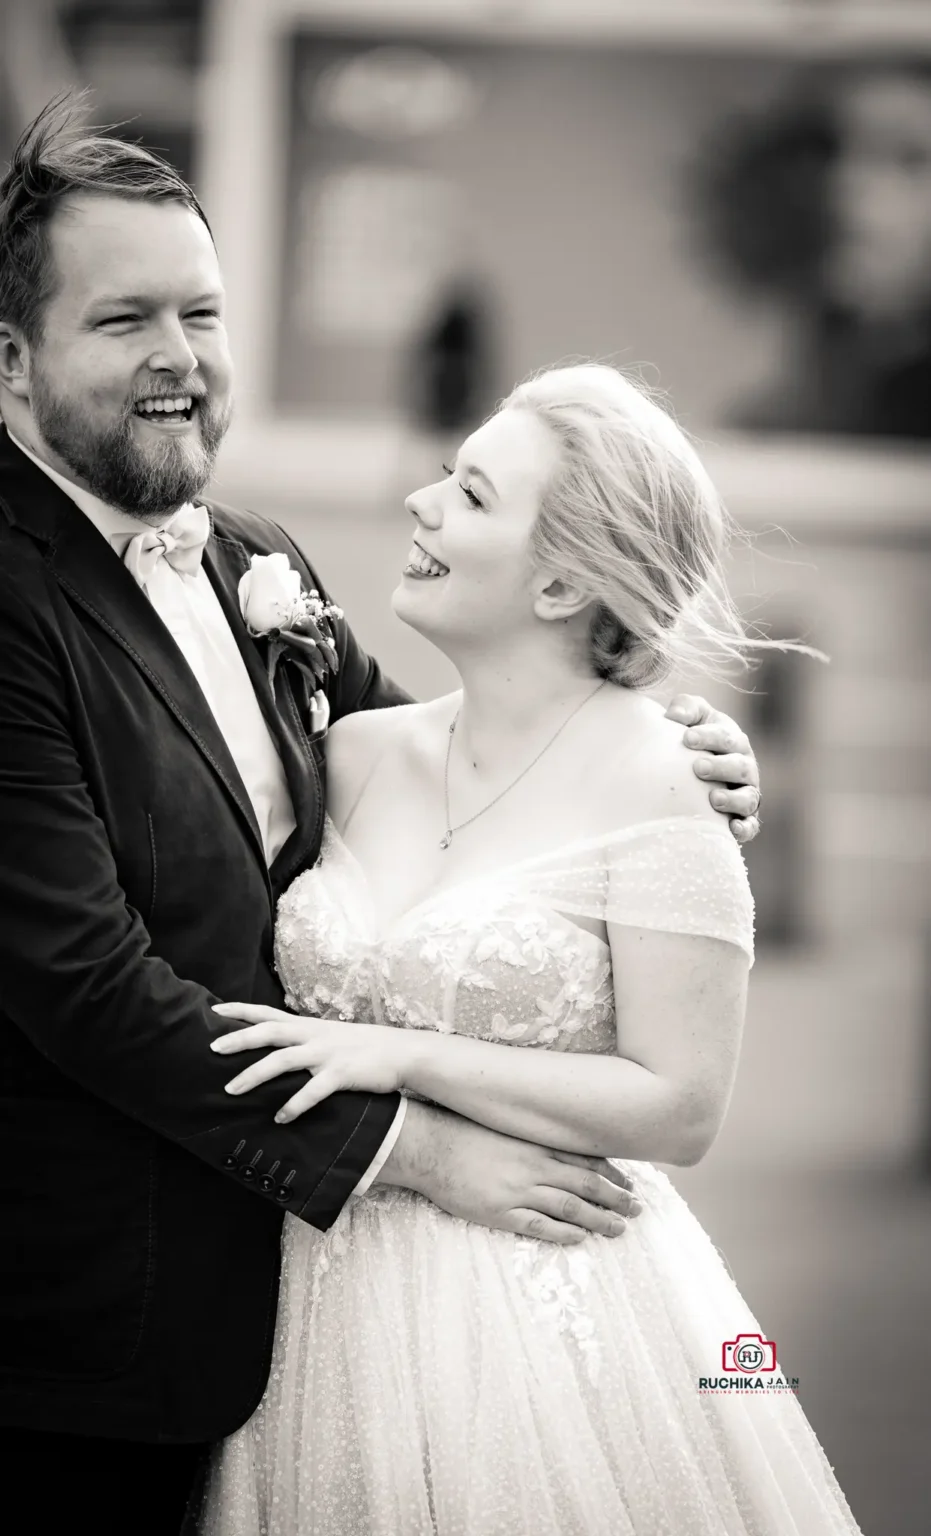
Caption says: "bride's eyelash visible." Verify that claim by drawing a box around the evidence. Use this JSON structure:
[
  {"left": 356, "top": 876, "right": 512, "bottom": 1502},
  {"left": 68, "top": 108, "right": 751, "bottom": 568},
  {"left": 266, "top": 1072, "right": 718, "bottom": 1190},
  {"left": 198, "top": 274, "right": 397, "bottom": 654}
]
[{"left": 442, "top": 463, "right": 483, "bottom": 509}]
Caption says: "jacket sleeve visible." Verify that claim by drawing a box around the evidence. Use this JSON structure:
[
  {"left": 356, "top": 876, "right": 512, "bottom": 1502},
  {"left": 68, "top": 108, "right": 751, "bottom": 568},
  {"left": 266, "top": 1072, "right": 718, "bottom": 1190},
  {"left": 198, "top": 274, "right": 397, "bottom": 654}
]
[
  {"left": 273, "top": 523, "right": 414, "bottom": 719},
  {"left": 0, "top": 582, "right": 401, "bottom": 1229}
]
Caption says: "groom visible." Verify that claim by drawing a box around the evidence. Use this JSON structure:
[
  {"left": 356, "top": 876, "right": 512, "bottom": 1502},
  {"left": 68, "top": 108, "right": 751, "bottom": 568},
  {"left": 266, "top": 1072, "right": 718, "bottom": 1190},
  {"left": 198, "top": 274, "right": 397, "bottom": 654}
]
[{"left": 0, "top": 101, "right": 763, "bottom": 1534}]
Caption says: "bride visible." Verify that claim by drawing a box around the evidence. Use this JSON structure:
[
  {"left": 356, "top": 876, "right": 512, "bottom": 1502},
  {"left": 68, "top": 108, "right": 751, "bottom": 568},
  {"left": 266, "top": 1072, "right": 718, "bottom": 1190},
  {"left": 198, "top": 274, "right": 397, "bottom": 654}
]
[{"left": 197, "top": 365, "right": 861, "bottom": 1534}]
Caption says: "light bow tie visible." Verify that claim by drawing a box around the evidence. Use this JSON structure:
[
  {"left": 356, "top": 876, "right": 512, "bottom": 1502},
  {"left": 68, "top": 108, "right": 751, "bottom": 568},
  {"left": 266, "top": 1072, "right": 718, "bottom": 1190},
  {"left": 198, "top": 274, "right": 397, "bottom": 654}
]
[{"left": 122, "top": 504, "right": 211, "bottom": 587}]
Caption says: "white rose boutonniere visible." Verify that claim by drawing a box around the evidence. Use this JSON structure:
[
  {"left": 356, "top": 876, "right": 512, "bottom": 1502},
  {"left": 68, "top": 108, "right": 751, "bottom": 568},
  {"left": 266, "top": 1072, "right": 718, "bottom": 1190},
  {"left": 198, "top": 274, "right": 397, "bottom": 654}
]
[
  {"left": 239, "top": 551, "right": 303, "bottom": 634},
  {"left": 238, "top": 553, "right": 343, "bottom": 716}
]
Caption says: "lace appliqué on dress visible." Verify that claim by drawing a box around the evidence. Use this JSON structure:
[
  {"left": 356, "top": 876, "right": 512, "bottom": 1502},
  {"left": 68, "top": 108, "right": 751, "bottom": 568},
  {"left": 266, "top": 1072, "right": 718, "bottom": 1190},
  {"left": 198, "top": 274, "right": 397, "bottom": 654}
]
[{"left": 513, "top": 1238, "right": 603, "bottom": 1385}]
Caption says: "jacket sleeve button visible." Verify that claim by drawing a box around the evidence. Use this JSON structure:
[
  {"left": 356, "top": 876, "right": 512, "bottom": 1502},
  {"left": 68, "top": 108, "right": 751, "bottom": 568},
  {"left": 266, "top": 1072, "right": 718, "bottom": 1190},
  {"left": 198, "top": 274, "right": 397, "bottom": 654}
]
[
  {"left": 241, "top": 1165, "right": 257, "bottom": 1182},
  {"left": 222, "top": 1156, "right": 239, "bottom": 1171},
  {"left": 259, "top": 1175, "right": 276, "bottom": 1193},
  {"left": 275, "top": 1185, "right": 292, "bottom": 1203}
]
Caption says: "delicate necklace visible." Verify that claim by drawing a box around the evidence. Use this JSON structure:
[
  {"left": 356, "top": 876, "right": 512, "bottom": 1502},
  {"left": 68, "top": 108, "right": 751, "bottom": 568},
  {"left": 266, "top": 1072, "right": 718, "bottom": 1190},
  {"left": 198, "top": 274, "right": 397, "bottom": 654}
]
[{"left": 440, "top": 679, "right": 607, "bottom": 850}]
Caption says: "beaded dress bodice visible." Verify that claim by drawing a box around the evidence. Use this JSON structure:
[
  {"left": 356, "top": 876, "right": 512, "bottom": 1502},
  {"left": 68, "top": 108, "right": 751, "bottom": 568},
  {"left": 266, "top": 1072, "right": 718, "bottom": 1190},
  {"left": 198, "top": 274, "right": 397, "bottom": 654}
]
[{"left": 274, "top": 815, "right": 754, "bottom": 1057}]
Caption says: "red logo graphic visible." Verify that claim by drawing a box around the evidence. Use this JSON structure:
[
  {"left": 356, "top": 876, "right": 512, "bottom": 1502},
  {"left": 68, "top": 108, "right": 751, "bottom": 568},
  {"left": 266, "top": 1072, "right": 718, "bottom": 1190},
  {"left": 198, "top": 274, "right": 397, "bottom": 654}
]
[{"left": 721, "top": 1333, "right": 777, "bottom": 1373}]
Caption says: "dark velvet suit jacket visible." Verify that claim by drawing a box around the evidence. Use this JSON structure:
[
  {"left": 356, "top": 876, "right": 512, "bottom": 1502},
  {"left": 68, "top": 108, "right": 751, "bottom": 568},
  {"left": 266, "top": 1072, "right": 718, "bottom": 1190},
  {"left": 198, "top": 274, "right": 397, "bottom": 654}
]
[{"left": 0, "top": 427, "right": 408, "bottom": 1442}]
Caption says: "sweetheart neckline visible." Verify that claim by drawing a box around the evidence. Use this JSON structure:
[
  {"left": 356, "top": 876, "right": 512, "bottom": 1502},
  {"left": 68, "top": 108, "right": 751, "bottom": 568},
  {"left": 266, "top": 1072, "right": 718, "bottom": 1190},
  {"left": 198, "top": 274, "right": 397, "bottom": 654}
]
[{"left": 297, "top": 811, "right": 733, "bottom": 948}]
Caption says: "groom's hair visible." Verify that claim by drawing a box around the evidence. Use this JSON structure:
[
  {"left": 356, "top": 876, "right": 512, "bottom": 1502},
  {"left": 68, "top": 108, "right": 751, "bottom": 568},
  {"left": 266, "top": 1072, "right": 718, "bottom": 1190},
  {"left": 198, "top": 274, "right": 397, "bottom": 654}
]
[{"left": 0, "top": 90, "right": 213, "bottom": 344}]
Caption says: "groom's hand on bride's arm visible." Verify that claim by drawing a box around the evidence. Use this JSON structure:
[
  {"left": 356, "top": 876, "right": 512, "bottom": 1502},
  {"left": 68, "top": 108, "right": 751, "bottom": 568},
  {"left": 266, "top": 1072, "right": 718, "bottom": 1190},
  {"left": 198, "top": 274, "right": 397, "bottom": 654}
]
[
  {"left": 376, "top": 1100, "right": 643, "bottom": 1247},
  {"left": 665, "top": 694, "right": 761, "bottom": 845}
]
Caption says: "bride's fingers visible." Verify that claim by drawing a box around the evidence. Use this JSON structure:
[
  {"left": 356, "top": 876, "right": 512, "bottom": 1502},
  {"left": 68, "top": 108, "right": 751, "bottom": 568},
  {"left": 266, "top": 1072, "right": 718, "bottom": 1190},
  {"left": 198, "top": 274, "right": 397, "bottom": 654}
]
[
  {"left": 212, "top": 1002, "right": 296, "bottom": 1024},
  {"left": 274, "top": 1070, "right": 341, "bottom": 1123},
  {"left": 211, "top": 1021, "right": 309, "bottom": 1054},
  {"left": 224, "top": 1045, "right": 315, "bottom": 1095},
  {"left": 211, "top": 1025, "right": 264, "bottom": 1054}
]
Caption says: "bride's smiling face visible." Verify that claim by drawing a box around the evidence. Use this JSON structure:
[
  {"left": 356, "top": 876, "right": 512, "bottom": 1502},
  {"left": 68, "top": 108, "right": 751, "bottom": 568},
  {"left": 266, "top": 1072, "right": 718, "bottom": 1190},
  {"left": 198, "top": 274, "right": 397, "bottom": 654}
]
[{"left": 392, "top": 408, "right": 564, "bottom": 649}]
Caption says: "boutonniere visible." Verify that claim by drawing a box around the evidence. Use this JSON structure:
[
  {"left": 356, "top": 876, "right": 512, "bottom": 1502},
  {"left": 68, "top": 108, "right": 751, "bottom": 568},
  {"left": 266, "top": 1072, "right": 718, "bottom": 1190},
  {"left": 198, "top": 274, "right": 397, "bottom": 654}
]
[{"left": 238, "top": 553, "right": 343, "bottom": 728}]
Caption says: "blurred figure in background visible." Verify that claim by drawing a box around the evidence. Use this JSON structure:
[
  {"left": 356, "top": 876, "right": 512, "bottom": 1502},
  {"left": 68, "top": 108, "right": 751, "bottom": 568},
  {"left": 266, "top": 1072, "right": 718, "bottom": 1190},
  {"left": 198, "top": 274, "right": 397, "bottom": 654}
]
[
  {"left": 408, "top": 279, "right": 494, "bottom": 436},
  {"left": 697, "top": 57, "right": 931, "bottom": 439}
]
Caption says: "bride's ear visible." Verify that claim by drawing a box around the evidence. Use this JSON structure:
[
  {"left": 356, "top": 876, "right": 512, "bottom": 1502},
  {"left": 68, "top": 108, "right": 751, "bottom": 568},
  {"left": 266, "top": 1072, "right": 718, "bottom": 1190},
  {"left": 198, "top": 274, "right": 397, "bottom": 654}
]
[{"left": 532, "top": 572, "right": 592, "bottom": 623}]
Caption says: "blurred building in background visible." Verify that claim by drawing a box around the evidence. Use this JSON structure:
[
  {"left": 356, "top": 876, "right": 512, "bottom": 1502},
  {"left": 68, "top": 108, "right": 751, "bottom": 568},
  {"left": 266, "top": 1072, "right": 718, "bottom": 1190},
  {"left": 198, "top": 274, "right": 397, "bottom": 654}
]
[{"left": 2, "top": 2, "right": 931, "bottom": 1530}]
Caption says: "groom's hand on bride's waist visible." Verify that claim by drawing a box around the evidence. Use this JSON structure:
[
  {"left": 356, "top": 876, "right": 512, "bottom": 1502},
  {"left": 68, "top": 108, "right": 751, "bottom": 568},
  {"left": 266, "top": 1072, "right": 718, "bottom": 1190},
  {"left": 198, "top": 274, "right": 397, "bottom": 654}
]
[{"left": 375, "top": 1101, "right": 642, "bottom": 1245}]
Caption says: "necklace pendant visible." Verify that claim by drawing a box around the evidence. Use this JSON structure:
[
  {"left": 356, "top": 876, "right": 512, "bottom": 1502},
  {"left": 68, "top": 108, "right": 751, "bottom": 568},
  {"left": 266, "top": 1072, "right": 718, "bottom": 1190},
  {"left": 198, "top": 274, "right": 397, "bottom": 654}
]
[{"left": 439, "top": 832, "right": 452, "bottom": 850}]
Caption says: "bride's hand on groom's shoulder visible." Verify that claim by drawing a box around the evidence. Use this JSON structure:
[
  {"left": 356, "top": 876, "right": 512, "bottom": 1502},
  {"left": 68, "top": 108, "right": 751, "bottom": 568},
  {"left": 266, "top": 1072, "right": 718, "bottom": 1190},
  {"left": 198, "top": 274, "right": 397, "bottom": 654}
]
[{"left": 210, "top": 1003, "right": 416, "bottom": 1122}]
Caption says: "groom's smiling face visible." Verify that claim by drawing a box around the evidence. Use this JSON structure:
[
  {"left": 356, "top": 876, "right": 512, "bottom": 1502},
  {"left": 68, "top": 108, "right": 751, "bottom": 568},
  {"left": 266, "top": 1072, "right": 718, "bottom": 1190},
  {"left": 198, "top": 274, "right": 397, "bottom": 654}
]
[{"left": 19, "top": 192, "right": 233, "bottom": 517}]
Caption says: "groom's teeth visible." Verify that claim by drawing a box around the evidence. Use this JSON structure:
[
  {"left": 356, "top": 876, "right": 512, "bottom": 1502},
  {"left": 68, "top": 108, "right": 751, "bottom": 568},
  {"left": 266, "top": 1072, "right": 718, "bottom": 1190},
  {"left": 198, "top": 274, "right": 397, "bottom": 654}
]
[{"left": 135, "top": 395, "right": 194, "bottom": 416}]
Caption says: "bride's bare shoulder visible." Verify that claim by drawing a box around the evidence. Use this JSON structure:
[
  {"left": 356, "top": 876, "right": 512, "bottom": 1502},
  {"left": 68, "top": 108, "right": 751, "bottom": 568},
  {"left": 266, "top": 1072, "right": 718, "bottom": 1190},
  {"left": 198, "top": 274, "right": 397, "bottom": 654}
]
[
  {"left": 589, "top": 688, "right": 721, "bottom": 828},
  {"left": 326, "top": 693, "right": 458, "bottom": 803},
  {"left": 327, "top": 693, "right": 456, "bottom": 753}
]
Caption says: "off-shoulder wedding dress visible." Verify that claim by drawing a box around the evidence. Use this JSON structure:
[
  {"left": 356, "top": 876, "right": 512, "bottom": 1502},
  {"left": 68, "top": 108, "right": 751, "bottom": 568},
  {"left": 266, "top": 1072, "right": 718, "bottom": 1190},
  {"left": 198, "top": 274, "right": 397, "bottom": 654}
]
[{"left": 198, "top": 814, "right": 862, "bottom": 1536}]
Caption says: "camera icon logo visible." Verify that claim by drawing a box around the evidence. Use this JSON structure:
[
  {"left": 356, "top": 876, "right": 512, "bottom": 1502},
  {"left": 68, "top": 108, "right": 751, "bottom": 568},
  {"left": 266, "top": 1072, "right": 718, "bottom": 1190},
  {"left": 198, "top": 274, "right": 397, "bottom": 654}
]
[{"left": 721, "top": 1333, "right": 777, "bottom": 1373}]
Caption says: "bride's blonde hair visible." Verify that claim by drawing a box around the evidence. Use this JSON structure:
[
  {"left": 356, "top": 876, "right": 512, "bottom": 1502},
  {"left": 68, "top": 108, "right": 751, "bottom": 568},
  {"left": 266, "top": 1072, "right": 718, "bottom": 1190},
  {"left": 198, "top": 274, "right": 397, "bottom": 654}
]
[{"left": 503, "top": 363, "right": 798, "bottom": 687}]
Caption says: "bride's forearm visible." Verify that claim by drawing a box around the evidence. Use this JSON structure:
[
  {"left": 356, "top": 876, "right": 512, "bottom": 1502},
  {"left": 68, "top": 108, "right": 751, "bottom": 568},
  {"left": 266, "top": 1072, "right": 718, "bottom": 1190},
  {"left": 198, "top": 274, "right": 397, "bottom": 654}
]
[{"left": 403, "top": 1031, "right": 710, "bottom": 1165}]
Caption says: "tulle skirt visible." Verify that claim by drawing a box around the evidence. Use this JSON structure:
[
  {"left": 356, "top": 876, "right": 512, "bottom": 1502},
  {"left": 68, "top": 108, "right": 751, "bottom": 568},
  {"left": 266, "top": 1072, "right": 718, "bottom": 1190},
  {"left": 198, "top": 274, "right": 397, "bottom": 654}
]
[{"left": 195, "top": 1162, "right": 863, "bottom": 1535}]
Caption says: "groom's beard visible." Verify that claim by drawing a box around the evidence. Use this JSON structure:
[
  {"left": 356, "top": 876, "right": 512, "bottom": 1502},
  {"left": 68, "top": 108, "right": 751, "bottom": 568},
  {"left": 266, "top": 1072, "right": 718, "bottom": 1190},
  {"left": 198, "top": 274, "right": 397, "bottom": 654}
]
[{"left": 30, "top": 372, "right": 232, "bottom": 520}]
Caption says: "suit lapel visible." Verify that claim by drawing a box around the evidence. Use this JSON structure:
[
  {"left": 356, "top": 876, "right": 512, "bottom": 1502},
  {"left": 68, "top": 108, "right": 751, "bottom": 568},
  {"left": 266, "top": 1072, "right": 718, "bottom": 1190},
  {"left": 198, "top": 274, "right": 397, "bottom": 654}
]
[
  {"left": 0, "top": 431, "right": 270, "bottom": 880},
  {"left": 61, "top": 516, "right": 275, "bottom": 880},
  {"left": 202, "top": 525, "right": 324, "bottom": 897},
  {"left": 0, "top": 429, "right": 326, "bottom": 898}
]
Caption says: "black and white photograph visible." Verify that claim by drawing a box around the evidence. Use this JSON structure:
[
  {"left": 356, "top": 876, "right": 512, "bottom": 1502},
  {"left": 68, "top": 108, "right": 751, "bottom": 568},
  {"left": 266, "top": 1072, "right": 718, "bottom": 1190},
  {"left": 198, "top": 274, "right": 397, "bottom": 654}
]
[{"left": 1, "top": 2, "right": 929, "bottom": 1533}]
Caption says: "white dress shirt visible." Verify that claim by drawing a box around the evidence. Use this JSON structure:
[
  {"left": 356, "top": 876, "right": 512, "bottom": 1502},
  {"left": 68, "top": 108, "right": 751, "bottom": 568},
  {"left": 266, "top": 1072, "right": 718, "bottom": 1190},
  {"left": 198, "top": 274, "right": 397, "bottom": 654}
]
[{"left": 10, "top": 432, "right": 404, "bottom": 1193}]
